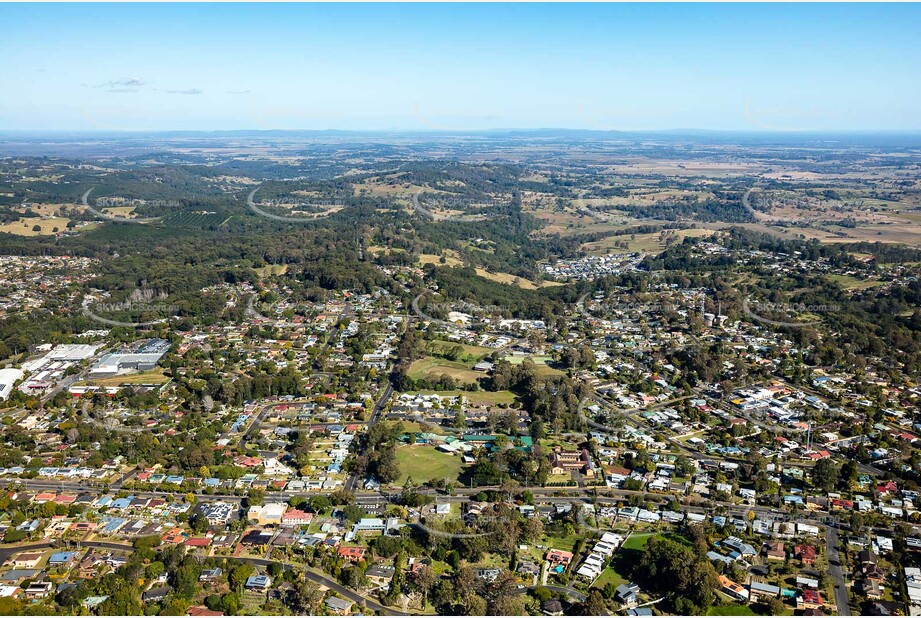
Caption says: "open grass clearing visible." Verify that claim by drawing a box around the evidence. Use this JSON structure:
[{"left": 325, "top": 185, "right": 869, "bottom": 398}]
[
  {"left": 430, "top": 340, "right": 493, "bottom": 361},
  {"left": 408, "top": 356, "right": 482, "bottom": 384},
  {"left": 827, "top": 274, "right": 885, "bottom": 290},
  {"left": 418, "top": 252, "right": 464, "bottom": 267},
  {"left": 0, "top": 217, "right": 73, "bottom": 236},
  {"left": 473, "top": 268, "right": 563, "bottom": 290},
  {"left": 395, "top": 445, "right": 463, "bottom": 485},
  {"left": 79, "top": 368, "right": 169, "bottom": 387},
  {"left": 253, "top": 264, "right": 289, "bottom": 278},
  {"left": 581, "top": 228, "right": 714, "bottom": 255},
  {"left": 591, "top": 567, "right": 629, "bottom": 591},
  {"left": 706, "top": 604, "right": 757, "bottom": 616},
  {"left": 620, "top": 533, "right": 657, "bottom": 551},
  {"left": 504, "top": 354, "right": 564, "bottom": 376}
]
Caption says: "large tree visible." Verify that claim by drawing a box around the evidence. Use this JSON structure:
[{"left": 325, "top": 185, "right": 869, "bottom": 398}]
[
  {"left": 638, "top": 537, "right": 719, "bottom": 614},
  {"left": 811, "top": 457, "right": 841, "bottom": 492}
]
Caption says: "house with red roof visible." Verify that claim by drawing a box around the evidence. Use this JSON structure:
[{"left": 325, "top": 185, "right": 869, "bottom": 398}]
[
  {"left": 281, "top": 509, "right": 313, "bottom": 527},
  {"left": 877, "top": 481, "right": 898, "bottom": 495},
  {"left": 337, "top": 546, "right": 367, "bottom": 563},
  {"left": 546, "top": 549, "right": 573, "bottom": 566},
  {"left": 795, "top": 544, "right": 817, "bottom": 565},
  {"left": 798, "top": 589, "right": 824, "bottom": 610},
  {"left": 184, "top": 537, "right": 212, "bottom": 548}
]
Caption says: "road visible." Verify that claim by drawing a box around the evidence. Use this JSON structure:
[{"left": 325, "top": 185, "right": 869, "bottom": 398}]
[
  {"left": 826, "top": 525, "right": 851, "bottom": 616},
  {"left": 410, "top": 191, "right": 434, "bottom": 220},
  {"left": 0, "top": 474, "right": 802, "bottom": 518},
  {"left": 741, "top": 186, "right": 757, "bottom": 217},
  {"left": 343, "top": 382, "right": 394, "bottom": 493},
  {"left": 243, "top": 402, "right": 275, "bottom": 442},
  {"left": 239, "top": 557, "right": 411, "bottom": 615},
  {"left": 0, "top": 540, "right": 406, "bottom": 616},
  {"left": 312, "top": 300, "right": 352, "bottom": 370}
]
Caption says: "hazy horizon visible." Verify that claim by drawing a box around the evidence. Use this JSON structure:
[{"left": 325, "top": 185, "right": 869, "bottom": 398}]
[{"left": 2, "top": 3, "right": 920, "bottom": 133}]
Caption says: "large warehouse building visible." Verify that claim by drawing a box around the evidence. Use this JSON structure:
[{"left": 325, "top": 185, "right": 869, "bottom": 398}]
[
  {"left": 0, "top": 367, "right": 25, "bottom": 401},
  {"left": 88, "top": 339, "right": 170, "bottom": 377}
]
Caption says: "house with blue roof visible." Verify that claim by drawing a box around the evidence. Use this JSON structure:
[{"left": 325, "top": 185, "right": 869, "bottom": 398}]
[
  {"left": 49, "top": 551, "right": 78, "bottom": 565},
  {"left": 111, "top": 497, "right": 133, "bottom": 509},
  {"left": 245, "top": 575, "right": 271, "bottom": 590},
  {"left": 81, "top": 596, "right": 109, "bottom": 609},
  {"left": 94, "top": 495, "right": 112, "bottom": 508}
]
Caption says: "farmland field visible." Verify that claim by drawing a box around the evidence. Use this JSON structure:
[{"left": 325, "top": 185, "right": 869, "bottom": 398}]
[{"left": 0, "top": 217, "right": 72, "bottom": 236}]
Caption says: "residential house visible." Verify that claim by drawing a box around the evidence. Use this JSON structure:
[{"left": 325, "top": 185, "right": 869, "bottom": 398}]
[
  {"left": 244, "top": 575, "right": 271, "bottom": 590},
  {"left": 795, "top": 544, "right": 817, "bottom": 565},
  {"left": 615, "top": 582, "right": 641, "bottom": 609},
  {"left": 719, "top": 575, "right": 749, "bottom": 602},
  {"left": 142, "top": 587, "right": 172, "bottom": 603},
  {"left": 366, "top": 565, "right": 396, "bottom": 587},
  {"left": 325, "top": 596, "right": 354, "bottom": 615},
  {"left": 764, "top": 541, "right": 786, "bottom": 561},
  {"left": 798, "top": 589, "right": 824, "bottom": 610},
  {"left": 9, "top": 553, "right": 42, "bottom": 569},
  {"left": 336, "top": 546, "right": 367, "bottom": 563},
  {"left": 281, "top": 509, "right": 313, "bottom": 527},
  {"left": 749, "top": 582, "right": 781, "bottom": 602}
]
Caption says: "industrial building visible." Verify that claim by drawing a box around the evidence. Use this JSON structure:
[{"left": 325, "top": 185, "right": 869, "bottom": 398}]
[{"left": 88, "top": 339, "right": 170, "bottom": 377}]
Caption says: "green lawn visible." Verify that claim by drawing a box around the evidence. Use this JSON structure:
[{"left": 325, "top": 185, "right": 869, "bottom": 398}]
[
  {"left": 539, "top": 437, "right": 585, "bottom": 452},
  {"left": 430, "top": 340, "right": 493, "bottom": 361},
  {"left": 408, "top": 356, "right": 481, "bottom": 384},
  {"left": 504, "top": 354, "right": 564, "bottom": 376},
  {"left": 393, "top": 419, "right": 448, "bottom": 435},
  {"left": 541, "top": 533, "right": 583, "bottom": 552},
  {"left": 79, "top": 368, "right": 169, "bottom": 387},
  {"left": 621, "top": 533, "right": 657, "bottom": 551},
  {"left": 591, "top": 567, "right": 628, "bottom": 591},
  {"left": 707, "top": 604, "right": 757, "bottom": 616},
  {"left": 827, "top": 273, "right": 884, "bottom": 290},
  {"left": 395, "top": 445, "right": 463, "bottom": 485}
]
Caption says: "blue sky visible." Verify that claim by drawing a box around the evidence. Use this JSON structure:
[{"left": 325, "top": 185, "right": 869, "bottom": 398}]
[{"left": 1, "top": 3, "right": 920, "bottom": 132}]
